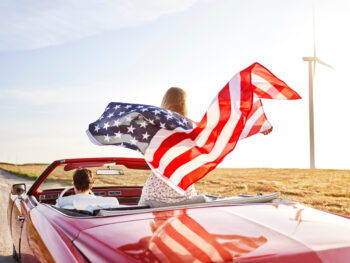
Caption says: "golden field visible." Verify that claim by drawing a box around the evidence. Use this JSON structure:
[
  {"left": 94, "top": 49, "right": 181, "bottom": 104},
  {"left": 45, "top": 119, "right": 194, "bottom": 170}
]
[{"left": 1, "top": 163, "right": 349, "bottom": 216}]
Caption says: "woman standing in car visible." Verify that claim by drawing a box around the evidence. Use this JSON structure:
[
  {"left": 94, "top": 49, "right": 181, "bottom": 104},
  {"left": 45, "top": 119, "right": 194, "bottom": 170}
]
[{"left": 138, "top": 87, "right": 199, "bottom": 206}]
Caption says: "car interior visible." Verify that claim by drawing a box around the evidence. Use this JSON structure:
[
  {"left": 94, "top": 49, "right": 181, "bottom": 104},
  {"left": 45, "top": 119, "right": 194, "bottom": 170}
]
[
  {"left": 26, "top": 160, "right": 290, "bottom": 217},
  {"left": 31, "top": 187, "right": 284, "bottom": 217}
]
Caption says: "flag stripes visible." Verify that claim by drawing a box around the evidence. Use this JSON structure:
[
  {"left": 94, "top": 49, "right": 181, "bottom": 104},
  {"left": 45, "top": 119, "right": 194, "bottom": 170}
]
[
  {"left": 148, "top": 211, "right": 267, "bottom": 262},
  {"left": 87, "top": 62, "right": 301, "bottom": 193},
  {"left": 145, "top": 62, "right": 300, "bottom": 193}
]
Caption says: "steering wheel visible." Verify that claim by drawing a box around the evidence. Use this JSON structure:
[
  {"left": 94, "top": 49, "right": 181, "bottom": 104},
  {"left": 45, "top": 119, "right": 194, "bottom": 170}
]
[{"left": 59, "top": 186, "right": 95, "bottom": 199}]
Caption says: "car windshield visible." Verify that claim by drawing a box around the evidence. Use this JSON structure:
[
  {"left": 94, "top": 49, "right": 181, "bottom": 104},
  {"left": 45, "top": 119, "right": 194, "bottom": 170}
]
[{"left": 37, "top": 162, "right": 150, "bottom": 192}]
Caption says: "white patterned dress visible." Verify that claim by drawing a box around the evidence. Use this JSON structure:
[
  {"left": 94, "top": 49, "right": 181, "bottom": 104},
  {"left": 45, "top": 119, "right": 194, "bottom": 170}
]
[{"left": 138, "top": 172, "right": 197, "bottom": 205}]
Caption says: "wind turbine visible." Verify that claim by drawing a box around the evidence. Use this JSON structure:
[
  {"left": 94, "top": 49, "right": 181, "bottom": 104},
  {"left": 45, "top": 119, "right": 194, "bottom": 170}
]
[{"left": 302, "top": 9, "right": 334, "bottom": 169}]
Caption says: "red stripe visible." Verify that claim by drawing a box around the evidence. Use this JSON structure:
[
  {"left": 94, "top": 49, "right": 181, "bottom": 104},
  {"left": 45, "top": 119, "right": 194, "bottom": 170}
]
[
  {"left": 161, "top": 83, "right": 233, "bottom": 179},
  {"left": 239, "top": 66, "right": 254, "bottom": 114},
  {"left": 246, "top": 113, "right": 267, "bottom": 138},
  {"left": 178, "top": 116, "right": 245, "bottom": 189},
  {"left": 178, "top": 69, "right": 252, "bottom": 190},
  {"left": 152, "top": 235, "right": 183, "bottom": 262},
  {"left": 251, "top": 62, "right": 301, "bottom": 100},
  {"left": 164, "top": 222, "right": 212, "bottom": 262},
  {"left": 148, "top": 113, "right": 208, "bottom": 171},
  {"left": 246, "top": 99, "right": 263, "bottom": 119},
  {"left": 178, "top": 214, "right": 232, "bottom": 261},
  {"left": 252, "top": 85, "right": 273, "bottom": 99}
]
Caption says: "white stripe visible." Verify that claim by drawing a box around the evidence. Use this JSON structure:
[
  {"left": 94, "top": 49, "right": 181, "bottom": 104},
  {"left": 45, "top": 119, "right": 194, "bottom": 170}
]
[
  {"left": 239, "top": 101, "right": 265, "bottom": 139},
  {"left": 145, "top": 126, "right": 192, "bottom": 163},
  {"left": 157, "top": 232, "right": 201, "bottom": 263},
  {"left": 170, "top": 74, "right": 242, "bottom": 185},
  {"left": 156, "top": 139, "right": 195, "bottom": 173},
  {"left": 145, "top": 129, "right": 177, "bottom": 162},
  {"left": 170, "top": 219, "right": 225, "bottom": 262},
  {"left": 194, "top": 95, "right": 221, "bottom": 147},
  {"left": 252, "top": 73, "right": 287, "bottom": 99},
  {"left": 149, "top": 214, "right": 201, "bottom": 263}
]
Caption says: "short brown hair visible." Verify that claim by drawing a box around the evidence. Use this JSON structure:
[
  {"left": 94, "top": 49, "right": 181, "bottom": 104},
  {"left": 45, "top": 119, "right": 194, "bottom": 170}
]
[
  {"left": 161, "top": 87, "right": 188, "bottom": 117},
  {"left": 73, "top": 169, "right": 95, "bottom": 192}
]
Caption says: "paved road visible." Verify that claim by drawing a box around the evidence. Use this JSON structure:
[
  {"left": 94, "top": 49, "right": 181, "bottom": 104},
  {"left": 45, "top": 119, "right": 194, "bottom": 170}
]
[{"left": 0, "top": 169, "right": 33, "bottom": 263}]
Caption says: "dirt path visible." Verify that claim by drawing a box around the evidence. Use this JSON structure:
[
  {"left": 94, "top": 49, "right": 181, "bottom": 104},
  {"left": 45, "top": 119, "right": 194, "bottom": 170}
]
[{"left": 0, "top": 169, "right": 33, "bottom": 263}]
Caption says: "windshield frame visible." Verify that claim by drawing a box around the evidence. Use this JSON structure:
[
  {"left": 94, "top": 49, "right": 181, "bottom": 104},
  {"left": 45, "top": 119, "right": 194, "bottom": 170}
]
[{"left": 27, "top": 157, "right": 149, "bottom": 195}]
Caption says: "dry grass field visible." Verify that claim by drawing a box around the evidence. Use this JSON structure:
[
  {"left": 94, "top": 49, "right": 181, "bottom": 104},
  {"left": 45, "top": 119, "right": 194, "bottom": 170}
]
[{"left": 1, "top": 163, "right": 349, "bottom": 216}]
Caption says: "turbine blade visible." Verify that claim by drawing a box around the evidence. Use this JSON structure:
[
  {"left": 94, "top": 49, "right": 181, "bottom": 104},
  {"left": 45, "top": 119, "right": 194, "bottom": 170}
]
[{"left": 316, "top": 58, "right": 335, "bottom": 70}]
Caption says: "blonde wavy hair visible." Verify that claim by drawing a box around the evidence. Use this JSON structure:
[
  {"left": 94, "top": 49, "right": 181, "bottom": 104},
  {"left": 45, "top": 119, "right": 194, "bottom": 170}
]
[{"left": 161, "top": 87, "right": 188, "bottom": 117}]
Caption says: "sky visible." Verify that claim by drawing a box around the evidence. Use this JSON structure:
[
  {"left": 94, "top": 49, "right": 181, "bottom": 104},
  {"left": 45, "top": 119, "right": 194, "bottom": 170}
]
[{"left": 1, "top": 0, "right": 349, "bottom": 169}]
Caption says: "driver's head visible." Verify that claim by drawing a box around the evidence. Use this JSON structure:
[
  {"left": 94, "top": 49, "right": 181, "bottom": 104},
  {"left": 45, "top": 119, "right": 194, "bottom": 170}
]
[{"left": 73, "top": 168, "right": 95, "bottom": 192}]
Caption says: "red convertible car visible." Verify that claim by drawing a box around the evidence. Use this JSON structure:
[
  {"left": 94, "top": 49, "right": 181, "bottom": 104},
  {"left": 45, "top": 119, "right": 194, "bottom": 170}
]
[{"left": 8, "top": 157, "right": 350, "bottom": 262}]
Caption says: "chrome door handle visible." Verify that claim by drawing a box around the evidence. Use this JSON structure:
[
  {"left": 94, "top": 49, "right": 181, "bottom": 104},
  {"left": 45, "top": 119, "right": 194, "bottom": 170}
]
[{"left": 17, "top": 216, "right": 25, "bottom": 221}]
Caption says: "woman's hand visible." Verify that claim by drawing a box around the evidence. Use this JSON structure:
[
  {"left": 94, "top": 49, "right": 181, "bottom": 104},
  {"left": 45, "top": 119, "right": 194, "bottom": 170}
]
[{"left": 262, "top": 127, "right": 273, "bottom": 135}]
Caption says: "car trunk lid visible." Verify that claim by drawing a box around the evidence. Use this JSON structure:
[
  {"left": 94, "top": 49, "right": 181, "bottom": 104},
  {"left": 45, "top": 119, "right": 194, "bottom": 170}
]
[{"left": 73, "top": 203, "right": 350, "bottom": 262}]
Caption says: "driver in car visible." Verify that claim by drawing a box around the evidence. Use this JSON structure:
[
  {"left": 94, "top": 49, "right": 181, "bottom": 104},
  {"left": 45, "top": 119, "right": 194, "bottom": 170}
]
[{"left": 56, "top": 168, "right": 119, "bottom": 212}]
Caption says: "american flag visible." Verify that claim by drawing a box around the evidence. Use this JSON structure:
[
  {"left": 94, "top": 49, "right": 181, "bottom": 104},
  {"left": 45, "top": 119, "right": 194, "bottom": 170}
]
[
  {"left": 87, "top": 62, "right": 301, "bottom": 193},
  {"left": 118, "top": 210, "right": 268, "bottom": 262}
]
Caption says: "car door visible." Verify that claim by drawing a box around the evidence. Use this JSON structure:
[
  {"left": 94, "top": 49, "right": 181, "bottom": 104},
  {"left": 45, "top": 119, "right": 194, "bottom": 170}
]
[
  {"left": 10, "top": 193, "right": 43, "bottom": 262},
  {"left": 18, "top": 197, "right": 43, "bottom": 263},
  {"left": 10, "top": 193, "right": 25, "bottom": 256}
]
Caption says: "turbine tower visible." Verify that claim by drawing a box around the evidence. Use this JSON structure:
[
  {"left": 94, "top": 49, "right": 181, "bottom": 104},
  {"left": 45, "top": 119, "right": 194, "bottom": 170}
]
[{"left": 302, "top": 9, "right": 334, "bottom": 169}]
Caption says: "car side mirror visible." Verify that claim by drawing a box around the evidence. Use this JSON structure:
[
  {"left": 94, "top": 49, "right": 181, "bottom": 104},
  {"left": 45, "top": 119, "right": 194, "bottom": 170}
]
[{"left": 11, "top": 184, "right": 26, "bottom": 196}]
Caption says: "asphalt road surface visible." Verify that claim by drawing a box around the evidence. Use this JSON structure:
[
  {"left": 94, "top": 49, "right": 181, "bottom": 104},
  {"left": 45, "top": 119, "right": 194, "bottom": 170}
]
[{"left": 0, "top": 169, "right": 33, "bottom": 263}]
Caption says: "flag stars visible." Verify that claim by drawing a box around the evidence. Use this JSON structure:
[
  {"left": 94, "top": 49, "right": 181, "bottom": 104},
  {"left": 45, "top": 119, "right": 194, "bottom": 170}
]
[
  {"left": 107, "top": 113, "right": 114, "bottom": 119},
  {"left": 103, "top": 122, "right": 110, "bottom": 130},
  {"left": 113, "top": 120, "right": 121, "bottom": 127},
  {"left": 114, "top": 105, "right": 121, "bottom": 110},
  {"left": 141, "top": 108, "right": 148, "bottom": 112},
  {"left": 125, "top": 105, "right": 132, "bottom": 109},
  {"left": 98, "top": 115, "right": 104, "bottom": 121},
  {"left": 114, "top": 131, "right": 122, "bottom": 139},
  {"left": 139, "top": 121, "right": 147, "bottom": 128},
  {"left": 142, "top": 132, "right": 150, "bottom": 140},
  {"left": 130, "top": 137, "right": 138, "bottom": 145},
  {"left": 127, "top": 125, "right": 135, "bottom": 133},
  {"left": 148, "top": 119, "right": 155, "bottom": 125},
  {"left": 166, "top": 114, "right": 173, "bottom": 120},
  {"left": 94, "top": 125, "right": 100, "bottom": 132},
  {"left": 104, "top": 134, "right": 111, "bottom": 142},
  {"left": 160, "top": 122, "right": 166, "bottom": 129},
  {"left": 119, "top": 111, "right": 125, "bottom": 116},
  {"left": 153, "top": 109, "right": 160, "bottom": 115}
]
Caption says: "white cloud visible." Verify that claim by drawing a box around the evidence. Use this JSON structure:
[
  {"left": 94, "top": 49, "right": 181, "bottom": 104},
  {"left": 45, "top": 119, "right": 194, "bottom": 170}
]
[{"left": 0, "top": 0, "right": 198, "bottom": 51}]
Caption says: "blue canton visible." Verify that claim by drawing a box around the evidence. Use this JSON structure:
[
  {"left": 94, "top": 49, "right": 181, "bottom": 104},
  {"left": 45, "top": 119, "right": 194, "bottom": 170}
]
[{"left": 88, "top": 102, "right": 193, "bottom": 154}]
